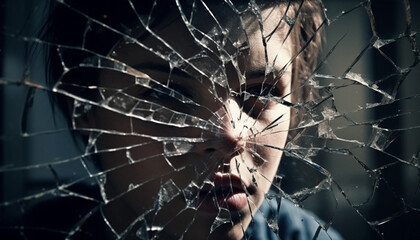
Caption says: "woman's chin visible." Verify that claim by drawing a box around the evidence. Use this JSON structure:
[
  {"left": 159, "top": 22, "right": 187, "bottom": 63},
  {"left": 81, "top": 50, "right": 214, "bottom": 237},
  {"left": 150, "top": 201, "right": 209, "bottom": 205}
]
[{"left": 152, "top": 201, "right": 253, "bottom": 240}]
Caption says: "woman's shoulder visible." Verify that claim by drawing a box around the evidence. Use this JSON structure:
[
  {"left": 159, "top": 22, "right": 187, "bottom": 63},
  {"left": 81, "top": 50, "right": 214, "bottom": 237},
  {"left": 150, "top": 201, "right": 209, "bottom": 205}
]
[{"left": 244, "top": 197, "right": 344, "bottom": 240}]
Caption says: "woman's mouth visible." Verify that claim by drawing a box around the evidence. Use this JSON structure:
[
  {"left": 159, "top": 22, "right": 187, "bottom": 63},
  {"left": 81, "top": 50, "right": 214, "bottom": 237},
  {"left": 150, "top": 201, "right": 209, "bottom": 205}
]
[{"left": 197, "top": 173, "right": 248, "bottom": 213}]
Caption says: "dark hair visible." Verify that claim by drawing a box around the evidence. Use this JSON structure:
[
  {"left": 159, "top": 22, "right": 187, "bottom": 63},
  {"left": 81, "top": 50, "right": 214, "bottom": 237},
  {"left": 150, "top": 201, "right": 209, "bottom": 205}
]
[
  {"left": 287, "top": 0, "right": 324, "bottom": 138},
  {"left": 40, "top": 0, "right": 324, "bottom": 135},
  {"left": 40, "top": 0, "right": 161, "bottom": 122}
]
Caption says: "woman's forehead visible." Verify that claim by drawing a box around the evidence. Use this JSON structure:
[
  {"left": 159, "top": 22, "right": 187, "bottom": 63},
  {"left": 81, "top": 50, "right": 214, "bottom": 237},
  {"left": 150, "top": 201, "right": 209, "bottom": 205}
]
[{"left": 110, "top": 4, "right": 293, "bottom": 79}]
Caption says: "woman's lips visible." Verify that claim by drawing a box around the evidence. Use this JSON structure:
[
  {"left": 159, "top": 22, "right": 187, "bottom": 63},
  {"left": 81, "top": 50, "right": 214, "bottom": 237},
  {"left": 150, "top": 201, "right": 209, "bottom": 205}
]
[{"left": 197, "top": 173, "right": 248, "bottom": 213}]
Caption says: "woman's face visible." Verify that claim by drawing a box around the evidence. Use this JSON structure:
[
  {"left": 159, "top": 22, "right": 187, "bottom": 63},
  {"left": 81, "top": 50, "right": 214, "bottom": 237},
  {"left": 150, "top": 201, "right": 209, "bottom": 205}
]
[{"left": 80, "top": 5, "right": 293, "bottom": 240}]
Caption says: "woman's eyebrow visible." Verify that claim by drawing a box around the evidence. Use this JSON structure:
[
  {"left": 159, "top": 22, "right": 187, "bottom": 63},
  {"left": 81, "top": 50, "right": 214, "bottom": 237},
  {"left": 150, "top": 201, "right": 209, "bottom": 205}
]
[
  {"left": 245, "top": 68, "right": 267, "bottom": 79},
  {"left": 245, "top": 67, "right": 289, "bottom": 84}
]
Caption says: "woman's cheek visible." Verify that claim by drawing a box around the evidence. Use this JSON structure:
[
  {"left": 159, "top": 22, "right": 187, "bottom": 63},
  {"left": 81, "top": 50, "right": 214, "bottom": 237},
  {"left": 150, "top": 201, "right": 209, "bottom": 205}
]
[{"left": 252, "top": 107, "right": 290, "bottom": 175}]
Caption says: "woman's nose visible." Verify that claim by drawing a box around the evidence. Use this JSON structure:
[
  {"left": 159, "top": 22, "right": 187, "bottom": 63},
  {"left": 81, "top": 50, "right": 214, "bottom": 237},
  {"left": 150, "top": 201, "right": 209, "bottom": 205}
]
[{"left": 199, "top": 97, "right": 249, "bottom": 157}]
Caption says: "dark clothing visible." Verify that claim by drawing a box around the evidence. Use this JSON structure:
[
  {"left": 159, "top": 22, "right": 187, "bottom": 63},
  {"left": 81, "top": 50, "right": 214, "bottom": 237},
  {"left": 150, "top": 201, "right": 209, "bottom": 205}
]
[
  {"left": 244, "top": 197, "right": 343, "bottom": 240},
  {"left": 3, "top": 185, "right": 343, "bottom": 239}
]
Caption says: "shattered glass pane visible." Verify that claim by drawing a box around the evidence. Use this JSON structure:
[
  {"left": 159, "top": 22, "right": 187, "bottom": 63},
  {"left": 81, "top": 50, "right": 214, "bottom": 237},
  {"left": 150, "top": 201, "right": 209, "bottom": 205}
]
[{"left": 1, "top": 0, "right": 419, "bottom": 239}]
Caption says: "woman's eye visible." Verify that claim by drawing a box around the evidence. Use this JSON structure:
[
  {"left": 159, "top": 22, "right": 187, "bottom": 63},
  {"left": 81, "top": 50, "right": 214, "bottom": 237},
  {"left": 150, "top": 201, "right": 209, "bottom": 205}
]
[
  {"left": 246, "top": 84, "right": 279, "bottom": 97},
  {"left": 142, "top": 85, "right": 193, "bottom": 102},
  {"left": 240, "top": 84, "right": 280, "bottom": 118}
]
